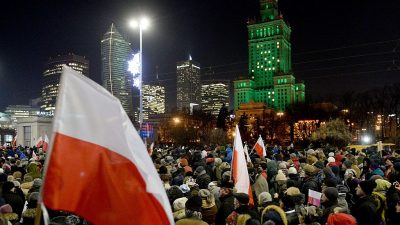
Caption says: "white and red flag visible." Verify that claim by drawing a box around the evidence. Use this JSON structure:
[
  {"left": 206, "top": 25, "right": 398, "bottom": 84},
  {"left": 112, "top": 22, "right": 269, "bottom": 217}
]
[
  {"left": 243, "top": 144, "right": 251, "bottom": 163},
  {"left": 253, "top": 135, "right": 266, "bottom": 158},
  {"left": 42, "top": 134, "right": 49, "bottom": 152},
  {"left": 32, "top": 150, "right": 38, "bottom": 160},
  {"left": 11, "top": 135, "right": 17, "bottom": 148},
  {"left": 232, "top": 125, "right": 254, "bottom": 207},
  {"left": 41, "top": 66, "right": 173, "bottom": 225},
  {"left": 35, "top": 136, "right": 43, "bottom": 148},
  {"left": 308, "top": 189, "right": 322, "bottom": 207}
]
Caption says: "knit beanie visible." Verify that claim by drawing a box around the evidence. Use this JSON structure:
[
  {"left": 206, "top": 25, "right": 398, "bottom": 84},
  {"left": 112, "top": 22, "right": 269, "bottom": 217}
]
[
  {"left": 286, "top": 187, "right": 301, "bottom": 196},
  {"left": 275, "top": 170, "right": 287, "bottom": 181},
  {"left": 303, "top": 164, "right": 315, "bottom": 176},
  {"left": 288, "top": 167, "right": 297, "bottom": 175},
  {"left": 173, "top": 197, "right": 188, "bottom": 212},
  {"left": 327, "top": 213, "right": 357, "bottom": 225},
  {"left": 359, "top": 180, "right": 377, "bottom": 195},
  {"left": 323, "top": 187, "right": 339, "bottom": 202},
  {"left": 328, "top": 157, "right": 336, "bottom": 163},
  {"left": 186, "top": 196, "right": 203, "bottom": 212},
  {"left": 258, "top": 192, "right": 272, "bottom": 205},
  {"left": 375, "top": 179, "right": 391, "bottom": 192}
]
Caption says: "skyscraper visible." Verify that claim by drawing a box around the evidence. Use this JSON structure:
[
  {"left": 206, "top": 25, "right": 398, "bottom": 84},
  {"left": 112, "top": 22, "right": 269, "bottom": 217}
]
[
  {"left": 101, "top": 23, "right": 134, "bottom": 118},
  {"left": 201, "top": 80, "right": 230, "bottom": 116},
  {"left": 234, "top": 0, "right": 305, "bottom": 111},
  {"left": 176, "top": 57, "right": 201, "bottom": 112},
  {"left": 143, "top": 84, "right": 165, "bottom": 120},
  {"left": 41, "top": 53, "right": 89, "bottom": 113}
]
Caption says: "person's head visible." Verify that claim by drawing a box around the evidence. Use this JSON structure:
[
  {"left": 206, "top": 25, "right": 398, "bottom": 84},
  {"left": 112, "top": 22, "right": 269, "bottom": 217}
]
[
  {"left": 385, "top": 157, "right": 395, "bottom": 167},
  {"left": 219, "top": 181, "right": 233, "bottom": 197},
  {"left": 185, "top": 196, "right": 203, "bottom": 218},
  {"left": 356, "top": 180, "right": 377, "bottom": 197},
  {"left": 322, "top": 187, "right": 339, "bottom": 204},
  {"left": 233, "top": 193, "right": 250, "bottom": 208}
]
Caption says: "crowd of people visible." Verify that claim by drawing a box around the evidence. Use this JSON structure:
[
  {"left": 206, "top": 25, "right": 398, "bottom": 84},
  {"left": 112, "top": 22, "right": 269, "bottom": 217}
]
[
  {"left": 0, "top": 142, "right": 400, "bottom": 225},
  {"left": 152, "top": 144, "right": 400, "bottom": 225}
]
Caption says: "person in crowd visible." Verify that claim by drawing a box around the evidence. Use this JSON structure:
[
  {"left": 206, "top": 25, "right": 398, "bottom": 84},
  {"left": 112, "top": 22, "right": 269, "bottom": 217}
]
[
  {"left": 301, "top": 164, "right": 319, "bottom": 203},
  {"left": 215, "top": 182, "right": 235, "bottom": 225},
  {"left": 199, "top": 189, "right": 218, "bottom": 225},
  {"left": 320, "top": 187, "right": 339, "bottom": 224},
  {"left": 226, "top": 193, "right": 259, "bottom": 225},
  {"left": 352, "top": 179, "right": 380, "bottom": 225},
  {"left": 176, "top": 195, "right": 209, "bottom": 225}
]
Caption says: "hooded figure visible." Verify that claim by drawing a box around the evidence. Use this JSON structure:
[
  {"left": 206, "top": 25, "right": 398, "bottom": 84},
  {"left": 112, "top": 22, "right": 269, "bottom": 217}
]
[
  {"left": 194, "top": 166, "right": 211, "bottom": 189},
  {"left": 199, "top": 189, "right": 218, "bottom": 225},
  {"left": 176, "top": 195, "right": 209, "bottom": 225}
]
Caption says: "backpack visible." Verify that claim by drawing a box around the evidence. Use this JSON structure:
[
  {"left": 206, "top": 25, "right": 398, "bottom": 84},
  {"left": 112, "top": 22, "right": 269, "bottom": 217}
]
[{"left": 371, "top": 191, "right": 387, "bottom": 225}]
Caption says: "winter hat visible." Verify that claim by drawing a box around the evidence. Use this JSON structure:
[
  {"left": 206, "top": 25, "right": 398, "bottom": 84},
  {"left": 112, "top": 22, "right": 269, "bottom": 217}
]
[
  {"left": 323, "top": 187, "right": 339, "bottom": 202},
  {"left": 233, "top": 192, "right": 250, "bottom": 205},
  {"left": 328, "top": 152, "right": 335, "bottom": 157},
  {"left": 261, "top": 205, "right": 287, "bottom": 225},
  {"left": 2, "top": 181, "right": 15, "bottom": 193},
  {"left": 173, "top": 197, "right": 188, "bottom": 212},
  {"left": 303, "top": 164, "right": 315, "bottom": 176},
  {"left": 159, "top": 165, "right": 168, "bottom": 174},
  {"left": 328, "top": 157, "right": 336, "bottom": 163},
  {"left": 393, "top": 162, "right": 400, "bottom": 172},
  {"left": 279, "top": 162, "right": 287, "bottom": 170},
  {"left": 275, "top": 170, "right": 287, "bottom": 181},
  {"left": 313, "top": 161, "right": 324, "bottom": 169},
  {"left": 198, "top": 189, "right": 215, "bottom": 208},
  {"left": 32, "top": 178, "right": 42, "bottom": 188},
  {"left": 179, "top": 184, "right": 190, "bottom": 193},
  {"left": 307, "top": 149, "right": 315, "bottom": 155},
  {"left": 359, "top": 180, "right": 377, "bottom": 195},
  {"left": 288, "top": 167, "right": 297, "bottom": 175},
  {"left": 13, "top": 181, "right": 20, "bottom": 188},
  {"left": 165, "top": 156, "right": 174, "bottom": 164},
  {"left": 343, "top": 160, "right": 353, "bottom": 169},
  {"left": 258, "top": 192, "right": 272, "bottom": 205},
  {"left": 185, "top": 196, "right": 203, "bottom": 212},
  {"left": 0, "top": 204, "right": 12, "bottom": 214},
  {"left": 375, "top": 179, "right": 391, "bottom": 192},
  {"left": 327, "top": 213, "right": 357, "bottom": 225},
  {"left": 194, "top": 166, "right": 205, "bottom": 175},
  {"left": 286, "top": 187, "right": 301, "bottom": 196}
]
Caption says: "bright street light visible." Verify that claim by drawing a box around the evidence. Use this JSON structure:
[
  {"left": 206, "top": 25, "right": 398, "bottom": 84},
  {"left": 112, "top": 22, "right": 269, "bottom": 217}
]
[
  {"left": 128, "top": 16, "right": 150, "bottom": 129},
  {"left": 361, "top": 135, "right": 371, "bottom": 144}
]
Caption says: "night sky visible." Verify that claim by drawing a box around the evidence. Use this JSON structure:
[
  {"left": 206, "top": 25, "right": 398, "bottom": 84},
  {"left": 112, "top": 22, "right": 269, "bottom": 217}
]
[{"left": 1, "top": 0, "right": 399, "bottom": 111}]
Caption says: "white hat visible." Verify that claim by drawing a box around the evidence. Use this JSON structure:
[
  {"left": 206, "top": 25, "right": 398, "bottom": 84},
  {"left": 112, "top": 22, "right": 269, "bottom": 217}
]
[
  {"left": 328, "top": 152, "right": 335, "bottom": 157},
  {"left": 328, "top": 157, "right": 336, "bottom": 163},
  {"left": 288, "top": 167, "right": 297, "bottom": 175},
  {"left": 307, "top": 149, "right": 315, "bottom": 155}
]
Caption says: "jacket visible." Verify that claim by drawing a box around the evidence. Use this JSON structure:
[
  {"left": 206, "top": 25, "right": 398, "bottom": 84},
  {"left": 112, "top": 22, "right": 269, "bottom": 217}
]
[{"left": 351, "top": 196, "right": 379, "bottom": 225}]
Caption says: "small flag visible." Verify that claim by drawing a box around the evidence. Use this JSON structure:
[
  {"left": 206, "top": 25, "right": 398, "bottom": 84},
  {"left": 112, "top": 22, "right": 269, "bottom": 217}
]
[
  {"left": 36, "top": 136, "right": 43, "bottom": 148},
  {"left": 32, "top": 150, "right": 38, "bottom": 160},
  {"left": 11, "top": 135, "right": 17, "bottom": 148},
  {"left": 232, "top": 125, "right": 254, "bottom": 207},
  {"left": 253, "top": 135, "right": 266, "bottom": 158},
  {"left": 41, "top": 66, "right": 173, "bottom": 225},
  {"left": 149, "top": 142, "right": 154, "bottom": 155},
  {"left": 308, "top": 189, "right": 322, "bottom": 206}
]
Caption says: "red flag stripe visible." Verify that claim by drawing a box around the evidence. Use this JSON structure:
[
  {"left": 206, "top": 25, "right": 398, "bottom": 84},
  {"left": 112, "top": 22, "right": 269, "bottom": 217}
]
[{"left": 43, "top": 133, "right": 170, "bottom": 225}]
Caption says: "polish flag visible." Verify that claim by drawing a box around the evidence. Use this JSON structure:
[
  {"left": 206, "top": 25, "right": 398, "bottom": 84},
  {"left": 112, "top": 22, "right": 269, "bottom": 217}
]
[
  {"left": 35, "top": 136, "right": 43, "bottom": 148},
  {"left": 41, "top": 66, "right": 173, "bottom": 225},
  {"left": 149, "top": 142, "right": 154, "bottom": 155},
  {"left": 42, "top": 134, "right": 49, "bottom": 152},
  {"left": 11, "top": 135, "right": 17, "bottom": 148},
  {"left": 232, "top": 125, "right": 254, "bottom": 207},
  {"left": 32, "top": 150, "right": 38, "bottom": 160},
  {"left": 308, "top": 189, "right": 322, "bottom": 207},
  {"left": 253, "top": 135, "right": 266, "bottom": 158},
  {"left": 244, "top": 144, "right": 251, "bottom": 163}
]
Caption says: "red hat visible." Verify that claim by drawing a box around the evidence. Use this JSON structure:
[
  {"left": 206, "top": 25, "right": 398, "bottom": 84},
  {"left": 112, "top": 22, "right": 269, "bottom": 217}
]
[{"left": 327, "top": 213, "right": 356, "bottom": 225}]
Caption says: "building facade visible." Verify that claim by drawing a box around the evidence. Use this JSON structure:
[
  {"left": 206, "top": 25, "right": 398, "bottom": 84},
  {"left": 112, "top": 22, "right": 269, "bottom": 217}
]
[
  {"left": 41, "top": 53, "right": 89, "bottom": 113},
  {"left": 143, "top": 84, "right": 165, "bottom": 120},
  {"left": 5, "top": 105, "right": 41, "bottom": 125},
  {"left": 176, "top": 58, "right": 201, "bottom": 112},
  {"left": 16, "top": 116, "right": 52, "bottom": 147},
  {"left": 201, "top": 80, "right": 230, "bottom": 116},
  {"left": 101, "top": 23, "right": 134, "bottom": 118},
  {"left": 234, "top": 0, "right": 305, "bottom": 111}
]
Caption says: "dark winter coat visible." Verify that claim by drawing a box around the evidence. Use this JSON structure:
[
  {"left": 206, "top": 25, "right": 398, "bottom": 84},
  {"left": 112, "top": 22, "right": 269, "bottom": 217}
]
[
  {"left": 215, "top": 194, "right": 235, "bottom": 225},
  {"left": 301, "top": 176, "right": 319, "bottom": 204},
  {"left": 351, "top": 196, "right": 380, "bottom": 225}
]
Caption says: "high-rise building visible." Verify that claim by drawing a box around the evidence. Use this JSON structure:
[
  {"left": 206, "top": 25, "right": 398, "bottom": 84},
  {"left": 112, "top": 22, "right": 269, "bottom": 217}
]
[
  {"left": 234, "top": 0, "right": 305, "bottom": 111},
  {"left": 143, "top": 84, "right": 165, "bottom": 120},
  {"left": 176, "top": 57, "right": 201, "bottom": 112},
  {"left": 41, "top": 53, "right": 89, "bottom": 113},
  {"left": 201, "top": 80, "right": 230, "bottom": 116},
  {"left": 101, "top": 23, "right": 134, "bottom": 118}
]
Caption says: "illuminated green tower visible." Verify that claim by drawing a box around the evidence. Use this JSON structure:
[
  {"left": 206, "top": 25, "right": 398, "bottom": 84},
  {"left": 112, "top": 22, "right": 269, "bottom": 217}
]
[{"left": 234, "top": 0, "right": 305, "bottom": 111}]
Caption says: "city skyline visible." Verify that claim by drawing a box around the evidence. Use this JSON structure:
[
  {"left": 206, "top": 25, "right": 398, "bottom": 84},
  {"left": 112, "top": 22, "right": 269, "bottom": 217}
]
[{"left": 1, "top": 0, "right": 400, "bottom": 111}]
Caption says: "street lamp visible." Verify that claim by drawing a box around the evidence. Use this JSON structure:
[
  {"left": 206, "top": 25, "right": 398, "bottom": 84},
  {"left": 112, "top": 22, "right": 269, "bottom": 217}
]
[{"left": 128, "top": 17, "right": 150, "bottom": 128}]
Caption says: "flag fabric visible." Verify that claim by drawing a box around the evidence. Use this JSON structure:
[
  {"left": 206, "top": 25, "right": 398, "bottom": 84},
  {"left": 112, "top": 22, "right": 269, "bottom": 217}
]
[
  {"left": 232, "top": 125, "right": 254, "bottom": 207},
  {"left": 42, "top": 134, "right": 49, "bottom": 152},
  {"left": 149, "top": 142, "right": 154, "bottom": 155},
  {"left": 243, "top": 144, "right": 251, "bottom": 163},
  {"left": 32, "top": 150, "right": 38, "bottom": 160},
  {"left": 11, "top": 135, "right": 17, "bottom": 148},
  {"left": 35, "top": 136, "right": 43, "bottom": 148},
  {"left": 41, "top": 66, "right": 173, "bottom": 225},
  {"left": 308, "top": 190, "right": 322, "bottom": 206},
  {"left": 253, "top": 135, "right": 266, "bottom": 158}
]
